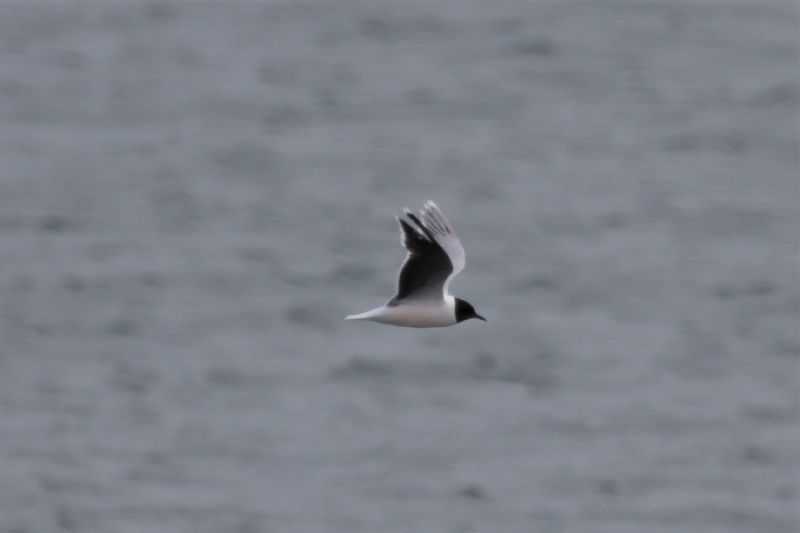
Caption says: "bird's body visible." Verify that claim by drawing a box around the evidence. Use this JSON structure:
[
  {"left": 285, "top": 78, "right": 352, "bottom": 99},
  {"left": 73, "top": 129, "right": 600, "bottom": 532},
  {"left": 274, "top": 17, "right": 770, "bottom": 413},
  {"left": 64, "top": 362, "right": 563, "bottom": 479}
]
[
  {"left": 346, "top": 201, "right": 484, "bottom": 328},
  {"left": 347, "top": 295, "right": 457, "bottom": 328}
]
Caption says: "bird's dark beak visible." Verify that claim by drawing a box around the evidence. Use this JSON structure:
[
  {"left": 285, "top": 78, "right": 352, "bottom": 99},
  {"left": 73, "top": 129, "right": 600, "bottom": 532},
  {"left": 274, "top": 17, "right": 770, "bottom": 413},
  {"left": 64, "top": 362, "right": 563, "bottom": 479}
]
[{"left": 475, "top": 314, "right": 487, "bottom": 322}]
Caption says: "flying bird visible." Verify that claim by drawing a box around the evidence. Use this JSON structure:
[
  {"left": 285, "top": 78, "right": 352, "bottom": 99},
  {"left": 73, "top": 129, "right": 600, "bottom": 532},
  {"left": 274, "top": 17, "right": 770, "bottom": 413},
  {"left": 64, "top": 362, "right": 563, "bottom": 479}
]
[{"left": 346, "top": 201, "right": 485, "bottom": 328}]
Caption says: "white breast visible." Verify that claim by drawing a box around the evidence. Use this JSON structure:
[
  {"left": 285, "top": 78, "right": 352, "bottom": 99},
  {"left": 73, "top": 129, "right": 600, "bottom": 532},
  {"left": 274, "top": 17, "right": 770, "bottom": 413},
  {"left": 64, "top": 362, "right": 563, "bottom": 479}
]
[{"left": 361, "top": 296, "right": 456, "bottom": 328}]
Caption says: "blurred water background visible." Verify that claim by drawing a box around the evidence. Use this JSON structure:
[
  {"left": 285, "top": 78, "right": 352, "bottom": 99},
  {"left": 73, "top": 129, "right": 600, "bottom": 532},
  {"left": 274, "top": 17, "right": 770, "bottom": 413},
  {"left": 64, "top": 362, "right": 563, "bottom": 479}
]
[{"left": 0, "top": 1, "right": 798, "bottom": 532}]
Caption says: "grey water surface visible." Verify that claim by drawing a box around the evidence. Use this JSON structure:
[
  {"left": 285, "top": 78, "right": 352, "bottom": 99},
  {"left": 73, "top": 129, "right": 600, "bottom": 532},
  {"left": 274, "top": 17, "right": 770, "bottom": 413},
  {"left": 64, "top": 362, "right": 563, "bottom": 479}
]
[{"left": 0, "top": 1, "right": 798, "bottom": 532}]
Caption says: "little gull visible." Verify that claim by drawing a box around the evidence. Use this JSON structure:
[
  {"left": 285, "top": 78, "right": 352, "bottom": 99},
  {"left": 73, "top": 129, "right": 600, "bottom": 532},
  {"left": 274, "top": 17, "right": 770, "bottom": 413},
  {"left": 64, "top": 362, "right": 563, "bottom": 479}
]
[{"left": 346, "top": 200, "right": 485, "bottom": 328}]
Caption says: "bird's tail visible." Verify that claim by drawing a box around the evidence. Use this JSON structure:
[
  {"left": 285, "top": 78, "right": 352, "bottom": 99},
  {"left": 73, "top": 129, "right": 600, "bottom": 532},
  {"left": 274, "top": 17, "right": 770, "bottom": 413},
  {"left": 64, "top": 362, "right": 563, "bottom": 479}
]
[{"left": 345, "top": 308, "right": 384, "bottom": 321}]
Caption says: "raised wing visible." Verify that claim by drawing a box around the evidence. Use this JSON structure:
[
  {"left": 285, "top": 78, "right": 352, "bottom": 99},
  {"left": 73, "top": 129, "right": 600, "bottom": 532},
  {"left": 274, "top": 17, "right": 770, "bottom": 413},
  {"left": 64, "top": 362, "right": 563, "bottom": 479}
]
[
  {"left": 419, "top": 201, "right": 465, "bottom": 293},
  {"left": 391, "top": 201, "right": 465, "bottom": 302}
]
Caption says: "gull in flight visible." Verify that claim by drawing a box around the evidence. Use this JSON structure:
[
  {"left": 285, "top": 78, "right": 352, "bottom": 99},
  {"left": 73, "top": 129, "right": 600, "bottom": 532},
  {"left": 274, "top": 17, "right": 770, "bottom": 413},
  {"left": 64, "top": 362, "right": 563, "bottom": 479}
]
[{"left": 346, "top": 201, "right": 485, "bottom": 328}]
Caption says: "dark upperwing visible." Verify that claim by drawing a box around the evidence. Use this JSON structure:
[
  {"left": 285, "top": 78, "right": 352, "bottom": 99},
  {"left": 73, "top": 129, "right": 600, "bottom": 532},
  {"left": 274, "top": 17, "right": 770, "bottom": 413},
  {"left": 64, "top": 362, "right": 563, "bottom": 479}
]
[{"left": 391, "top": 215, "right": 453, "bottom": 303}]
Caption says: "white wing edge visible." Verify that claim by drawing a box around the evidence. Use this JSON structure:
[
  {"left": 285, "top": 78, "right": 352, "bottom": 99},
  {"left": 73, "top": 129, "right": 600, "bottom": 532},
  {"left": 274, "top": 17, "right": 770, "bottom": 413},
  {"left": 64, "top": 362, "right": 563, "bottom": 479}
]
[{"left": 420, "top": 200, "right": 465, "bottom": 295}]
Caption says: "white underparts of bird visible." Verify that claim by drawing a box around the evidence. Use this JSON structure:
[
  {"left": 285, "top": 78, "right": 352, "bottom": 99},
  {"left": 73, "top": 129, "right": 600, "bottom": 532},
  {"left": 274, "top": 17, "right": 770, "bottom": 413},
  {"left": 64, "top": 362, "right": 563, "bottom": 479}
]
[{"left": 346, "top": 200, "right": 485, "bottom": 328}]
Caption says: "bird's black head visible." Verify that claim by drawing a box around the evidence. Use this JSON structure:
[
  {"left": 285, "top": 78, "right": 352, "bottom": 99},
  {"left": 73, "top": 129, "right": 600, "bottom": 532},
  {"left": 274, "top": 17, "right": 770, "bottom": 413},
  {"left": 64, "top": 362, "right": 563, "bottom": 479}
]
[{"left": 454, "top": 298, "right": 486, "bottom": 323}]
